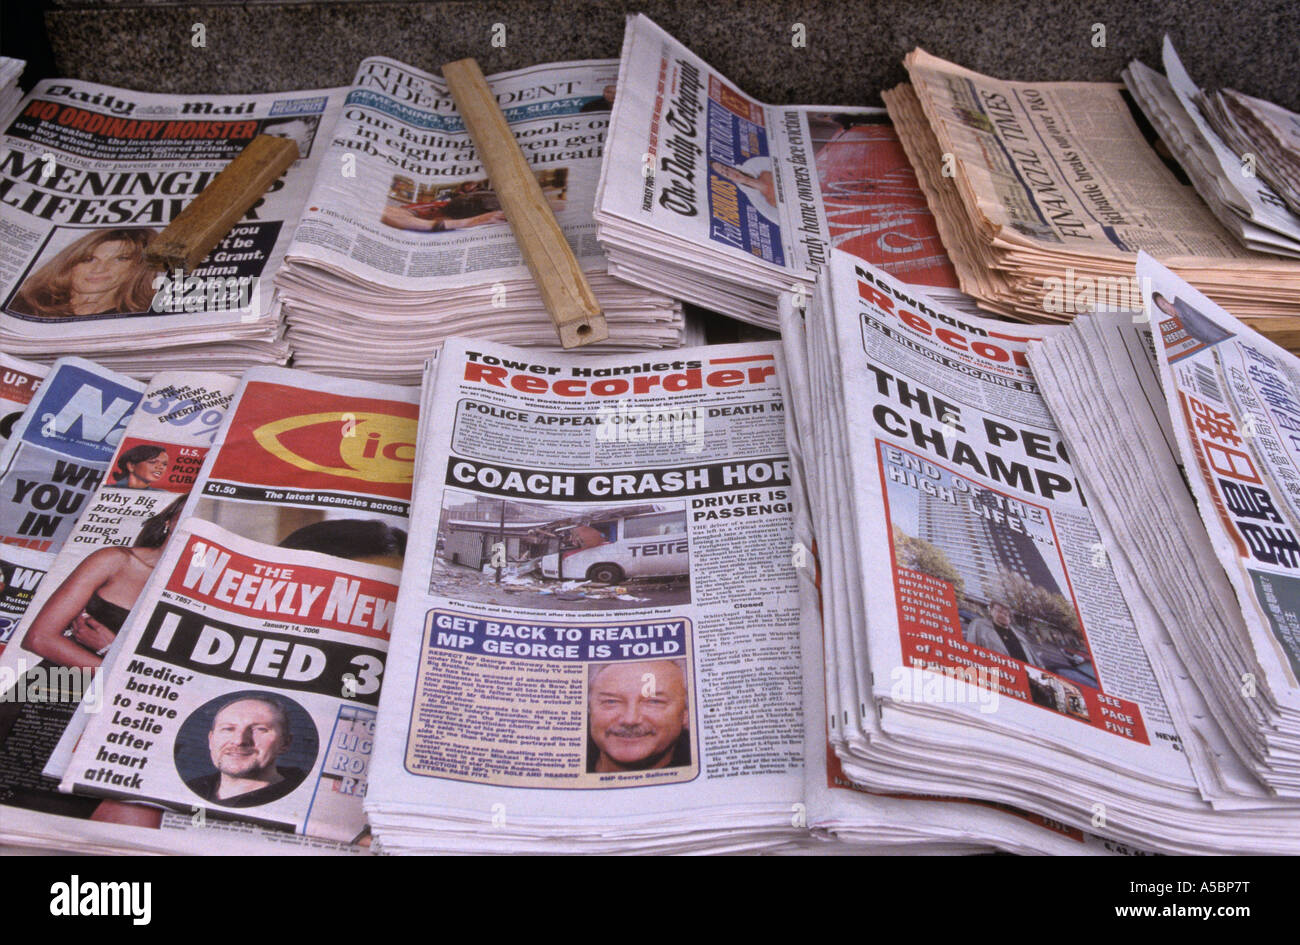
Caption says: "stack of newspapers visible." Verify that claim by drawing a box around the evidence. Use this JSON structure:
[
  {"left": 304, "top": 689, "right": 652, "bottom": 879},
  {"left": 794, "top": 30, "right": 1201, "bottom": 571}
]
[
  {"left": 881, "top": 49, "right": 1300, "bottom": 346},
  {"left": 594, "top": 15, "right": 983, "bottom": 331},
  {"left": 0, "top": 351, "right": 1125, "bottom": 855},
  {"left": 1201, "top": 84, "right": 1300, "bottom": 218},
  {"left": 1123, "top": 38, "right": 1300, "bottom": 258},
  {"left": 277, "top": 56, "right": 684, "bottom": 384},
  {"left": 0, "top": 77, "right": 347, "bottom": 375},
  {"left": 776, "top": 247, "right": 1300, "bottom": 853},
  {"left": 0, "top": 58, "right": 23, "bottom": 124},
  {"left": 360, "top": 338, "right": 1118, "bottom": 854},
  {"left": 0, "top": 362, "right": 421, "bottom": 854},
  {"left": 1029, "top": 254, "right": 1300, "bottom": 813}
]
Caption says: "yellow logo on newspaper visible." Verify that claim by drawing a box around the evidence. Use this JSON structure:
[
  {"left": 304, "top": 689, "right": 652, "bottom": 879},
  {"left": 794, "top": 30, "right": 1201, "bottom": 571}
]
[{"left": 252, "top": 411, "right": 416, "bottom": 484}]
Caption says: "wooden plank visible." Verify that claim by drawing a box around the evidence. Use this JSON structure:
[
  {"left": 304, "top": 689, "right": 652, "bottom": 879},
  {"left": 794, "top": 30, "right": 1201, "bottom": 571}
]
[
  {"left": 144, "top": 134, "right": 299, "bottom": 271},
  {"left": 443, "top": 57, "right": 609, "bottom": 348},
  {"left": 1244, "top": 317, "right": 1300, "bottom": 353}
]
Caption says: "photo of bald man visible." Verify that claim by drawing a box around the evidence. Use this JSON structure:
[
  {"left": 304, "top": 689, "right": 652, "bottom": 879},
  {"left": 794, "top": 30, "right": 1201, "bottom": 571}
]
[{"left": 586, "top": 659, "right": 691, "bottom": 773}]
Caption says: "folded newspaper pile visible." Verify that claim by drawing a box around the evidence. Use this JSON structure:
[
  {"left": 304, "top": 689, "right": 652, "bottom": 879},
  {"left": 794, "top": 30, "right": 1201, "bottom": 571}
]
[
  {"left": 1123, "top": 38, "right": 1300, "bottom": 258},
  {"left": 1029, "top": 254, "right": 1300, "bottom": 811},
  {"left": 0, "top": 58, "right": 22, "bottom": 125},
  {"left": 277, "top": 56, "right": 684, "bottom": 383},
  {"left": 777, "top": 248, "right": 1300, "bottom": 853},
  {"left": 0, "top": 362, "right": 418, "bottom": 854},
  {"left": 882, "top": 50, "right": 1300, "bottom": 346},
  {"left": 0, "top": 77, "right": 346, "bottom": 375}
]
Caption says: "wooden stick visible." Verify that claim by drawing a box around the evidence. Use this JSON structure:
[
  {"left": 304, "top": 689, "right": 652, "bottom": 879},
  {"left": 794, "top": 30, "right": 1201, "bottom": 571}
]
[
  {"left": 443, "top": 57, "right": 609, "bottom": 348},
  {"left": 145, "top": 134, "right": 299, "bottom": 271}
]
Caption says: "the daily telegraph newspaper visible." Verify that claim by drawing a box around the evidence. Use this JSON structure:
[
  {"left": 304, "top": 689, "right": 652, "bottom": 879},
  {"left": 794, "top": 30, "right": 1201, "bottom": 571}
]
[
  {"left": 0, "top": 78, "right": 344, "bottom": 343},
  {"left": 598, "top": 17, "right": 831, "bottom": 284},
  {"left": 1140, "top": 253, "right": 1300, "bottom": 720},
  {"left": 370, "top": 339, "right": 805, "bottom": 843},
  {"left": 0, "top": 357, "right": 144, "bottom": 552},
  {"left": 287, "top": 56, "right": 621, "bottom": 292},
  {"left": 0, "top": 352, "right": 46, "bottom": 446},
  {"left": 813, "top": 253, "right": 1189, "bottom": 783},
  {"left": 63, "top": 519, "right": 396, "bottom": 844}
]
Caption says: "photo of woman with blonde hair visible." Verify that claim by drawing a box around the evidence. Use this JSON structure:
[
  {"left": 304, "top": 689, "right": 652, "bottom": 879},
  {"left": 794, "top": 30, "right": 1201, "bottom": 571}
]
[{"left": 8, "top": 227, "right": 160, "bottom": 320}]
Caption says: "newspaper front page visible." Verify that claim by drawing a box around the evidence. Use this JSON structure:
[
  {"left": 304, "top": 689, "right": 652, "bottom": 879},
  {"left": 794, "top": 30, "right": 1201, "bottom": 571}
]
[
  {"left": 0, "top": 357, "right": 144, "bottom": 552},
  {"left": 598, "top": 15, "right": 831, "bottom": 283},
  {"left": 287, "top": 56, "right": 621, "bottom": 292},
  {"left": 0, "top": 372, "right": 235, "bottom": 841},
  {"left": 63, "top": 519, "right": 396, "bottom": 843},
  {"left": 370, "top": 338, "right": 804, "bottom": 845},
  {"left": 0, "top": 79, "right": 344, "bottom": 344},
  {"left": 825, "top": 253, "right": 1189, "bottom": 776},
  {"left": 1140, "top": 253, "right": 1300, "bottom": 712}
]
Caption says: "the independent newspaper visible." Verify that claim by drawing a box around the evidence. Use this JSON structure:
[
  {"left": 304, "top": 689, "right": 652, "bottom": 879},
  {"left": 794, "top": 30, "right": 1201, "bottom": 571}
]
[{"left": 285, "top": 56, "right": 634, "bottom": 296}]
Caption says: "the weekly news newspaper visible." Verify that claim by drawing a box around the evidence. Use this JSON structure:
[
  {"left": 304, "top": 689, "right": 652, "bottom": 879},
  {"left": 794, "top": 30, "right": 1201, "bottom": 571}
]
[
  {"left": 63, "top": 518, "right": 396, "bottom": 844},
  {"left": 369, "top": 339, "right": 806, "bottom": 849},
  {"left": 1140, "top": 253, "right": 1300, "bottom": 719},
  {"left": 0, "top": 365, "right": 415, "bottom": 854},
  {"left": 286, "top": 56, "right": 625, "bottom": 294},
  {"left": 0, "top": 357, "right": 144, "bottom": 552},
  {"left": 0, "top": 78, "right": 344, "bottom": 346}
]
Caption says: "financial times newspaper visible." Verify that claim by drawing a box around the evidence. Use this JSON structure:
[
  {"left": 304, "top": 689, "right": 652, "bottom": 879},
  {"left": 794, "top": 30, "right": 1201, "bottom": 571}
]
[
  {"left": 817, "top": 253, "right": 1188, "bottom": 773},
  {"left": 902, "top": 49, "right": 1251, "bottom": 265},
  {"left": 598, "top": 15, "right": 831, "bottom": 282},
  {"left": 286, "top": 56, "right": 622, "bottom": 291},
  {"left": 0, "top": 79, "right": 344, "bottom": 341},
  {"left": 63, "top": 518, "right": 395, "bottom": 843},
  {"left": 0, "top": 357, "right": 144, "bottom": 552},
  {"left": 370, "top": 339, "right": 804, "bottom": 836},
  {"left": 1140, "top": 253, "right": 1300, "bottom": 708}
]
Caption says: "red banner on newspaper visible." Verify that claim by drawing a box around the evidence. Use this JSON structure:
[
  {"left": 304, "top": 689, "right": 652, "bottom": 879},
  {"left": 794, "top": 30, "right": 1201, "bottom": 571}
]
[{"left": 206, "top": 382, "right": 417, "bottom": 502}]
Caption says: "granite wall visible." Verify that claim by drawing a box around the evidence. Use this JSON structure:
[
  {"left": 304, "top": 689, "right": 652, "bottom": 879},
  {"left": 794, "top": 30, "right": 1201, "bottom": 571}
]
[{"left": 21, "top": 0, "right": 1300, "bottom": 110}]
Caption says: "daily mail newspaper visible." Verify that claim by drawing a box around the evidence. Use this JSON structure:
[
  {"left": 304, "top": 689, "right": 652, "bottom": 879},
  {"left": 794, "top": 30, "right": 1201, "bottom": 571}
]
[
  {"left": 0, "top": 352, "right": 46, "bottom": 447},
  {"left": 369, "top": 339, "right": 805, "bottom": 850},
  {"left": 63, "top": 519, "right": 396, "bottom": 844},
  {"left": 286, "top": 56, "right": 637, "bottom": 295},
  {"left": 1139, "top": 254, "right": 1300, "bottom": 723},
  {"left": 0, "top": 357, "right": 144, "bottom": 552},
  {"left": 0, "top": 78, "right": 344, "bottom": 349}
]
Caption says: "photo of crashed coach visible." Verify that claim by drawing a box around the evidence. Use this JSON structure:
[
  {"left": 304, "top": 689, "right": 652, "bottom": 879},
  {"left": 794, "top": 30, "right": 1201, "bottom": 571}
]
[{"left": 434, "top": 492, "right": 692, "bottom": 611}]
